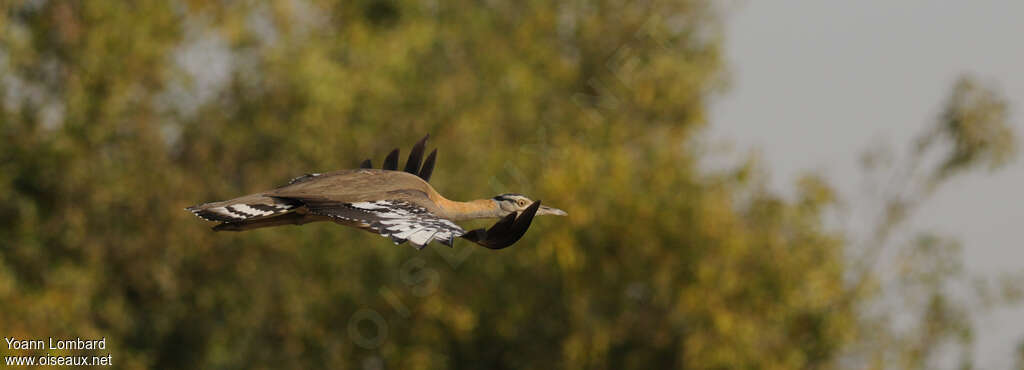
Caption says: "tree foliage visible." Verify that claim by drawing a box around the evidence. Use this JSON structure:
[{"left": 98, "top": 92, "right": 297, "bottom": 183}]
[{"left": 0, "top": 1, "right": 1017, "bottom": 369}]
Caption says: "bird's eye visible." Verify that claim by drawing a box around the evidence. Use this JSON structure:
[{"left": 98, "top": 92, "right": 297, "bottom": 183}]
[{"left": 517, "top": 199, "right": 526, "bottom": 206}]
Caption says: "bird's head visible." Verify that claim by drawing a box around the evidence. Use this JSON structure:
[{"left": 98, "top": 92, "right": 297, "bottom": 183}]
[{"left": 492, "top": 193, "right": 567, "bottom": 217}]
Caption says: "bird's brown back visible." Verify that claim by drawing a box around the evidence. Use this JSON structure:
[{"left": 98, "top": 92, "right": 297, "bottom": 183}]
[{"left": 269, "top": 169, "right": 445, "bottom": 213}]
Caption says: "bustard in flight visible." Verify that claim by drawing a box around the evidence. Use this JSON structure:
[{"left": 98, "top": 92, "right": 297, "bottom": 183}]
[{"left": 186, "top": 135, "right": 566, "bottom": 249}]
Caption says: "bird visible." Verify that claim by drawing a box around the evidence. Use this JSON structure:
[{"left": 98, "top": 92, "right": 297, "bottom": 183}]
[{"left": 186, "top": 135, "right": 566, "bottom": 250}]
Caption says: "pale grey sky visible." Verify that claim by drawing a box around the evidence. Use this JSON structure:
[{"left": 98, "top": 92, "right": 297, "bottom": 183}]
[{"left": 711, "top": 1, "right": 1023, "bottom": 368}]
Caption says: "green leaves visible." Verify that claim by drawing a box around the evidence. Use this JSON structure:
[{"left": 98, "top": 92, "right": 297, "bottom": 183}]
[{"left": 919, "top": 75, "right": 1017, "bottom": 183}]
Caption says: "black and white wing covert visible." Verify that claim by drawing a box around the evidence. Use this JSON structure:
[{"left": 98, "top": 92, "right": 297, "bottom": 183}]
[{"left": 301, "top": 199, "right": 465, "bottom": 249}]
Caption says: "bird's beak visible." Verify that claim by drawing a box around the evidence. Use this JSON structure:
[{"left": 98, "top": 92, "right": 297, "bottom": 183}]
[{"left": 537, "top": 205, "right": 567, "bottom": 216}]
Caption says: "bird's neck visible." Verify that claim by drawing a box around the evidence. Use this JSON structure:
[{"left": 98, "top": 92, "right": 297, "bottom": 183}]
[{"left": 436, "top": 198, "right": 502, "bottom": 221}]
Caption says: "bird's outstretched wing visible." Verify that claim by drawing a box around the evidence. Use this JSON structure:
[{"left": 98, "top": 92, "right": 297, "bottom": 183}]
[
  {"left": 298, "top": 198, "right": 465, "bottom": 249},
  {"left": 361, "top": 134, "right": 437, "bottom": 182},
  {"left": 461, "top": 201, "right": 541, "bottom": 250}
]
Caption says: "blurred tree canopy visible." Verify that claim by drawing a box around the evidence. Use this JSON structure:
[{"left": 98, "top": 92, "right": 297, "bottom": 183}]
[{"left": 0, "top": 1, "right": 1018, "bottom": 369}]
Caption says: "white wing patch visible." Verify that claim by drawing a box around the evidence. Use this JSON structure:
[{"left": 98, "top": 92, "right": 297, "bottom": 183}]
[{"left": 333, "top": 201, "right": 464, "bottom": 249}]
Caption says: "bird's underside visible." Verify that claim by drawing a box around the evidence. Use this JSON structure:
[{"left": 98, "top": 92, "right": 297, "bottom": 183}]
[{"left": 186, "top": 135, "right": 546, "bottom": 250}]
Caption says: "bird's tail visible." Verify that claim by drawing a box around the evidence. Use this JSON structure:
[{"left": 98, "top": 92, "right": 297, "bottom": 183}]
[
  {"left": 211, "top": 212, "right": 325, "bottom": 232},
  {"left": 186, "top": 194, "right": 301, "bottom": 223}
]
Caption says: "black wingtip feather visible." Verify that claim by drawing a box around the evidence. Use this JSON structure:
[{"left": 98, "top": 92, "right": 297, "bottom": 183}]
[
  {"left": 383, "top": 149, "right": 399, "bottom": 170},
  {"left": 419, "top": 149, "right": 436, "bottom": 182},
  {"left": 403, "top": 135, "right": 428, "bottom": 174}
]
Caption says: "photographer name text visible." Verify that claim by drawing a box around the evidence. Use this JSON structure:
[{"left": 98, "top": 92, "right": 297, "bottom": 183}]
[{"left": 5, "top": 337, "right": 107, "bottom": 350}]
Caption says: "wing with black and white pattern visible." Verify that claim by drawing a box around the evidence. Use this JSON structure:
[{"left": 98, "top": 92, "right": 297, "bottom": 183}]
[{"left": 303, "top": 200, "right": 465, "bottom": 249}]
